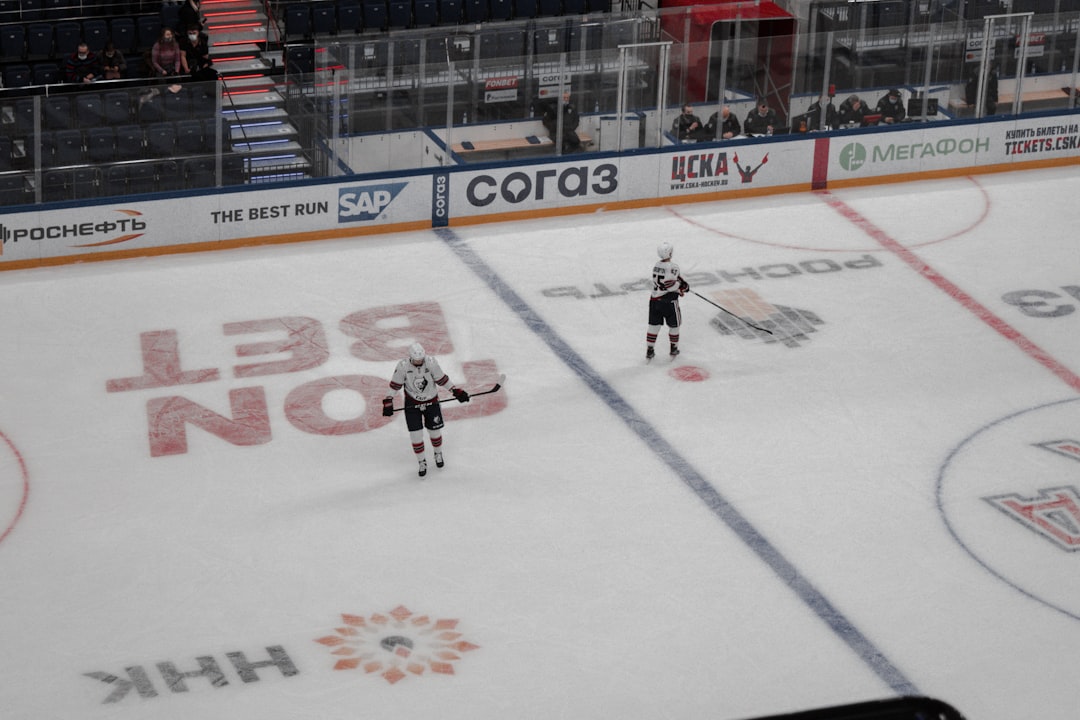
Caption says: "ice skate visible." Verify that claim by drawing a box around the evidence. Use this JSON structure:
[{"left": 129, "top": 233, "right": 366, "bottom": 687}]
[
  {"left": 669, "top": 344, "right": 680, "bottom": 358},
  {"left": 434, "top": 450, "right": 444, "bottom": 468},
  {"left": 417, "top": 457, "right": 428, "bottom": 477},
  {"left": 646, "top": 346, "right": 655, "bottom": 361}
]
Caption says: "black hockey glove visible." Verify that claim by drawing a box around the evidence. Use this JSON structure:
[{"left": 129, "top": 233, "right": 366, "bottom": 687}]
[
  {"left": 382, "top": 397, "right": 394, "bottom": 416},
  {"left": 452, "top": 387, "right": 470, "bottom": 403},
  {"left": 678, "top": 278, "right": 690, "bottom": 296}
]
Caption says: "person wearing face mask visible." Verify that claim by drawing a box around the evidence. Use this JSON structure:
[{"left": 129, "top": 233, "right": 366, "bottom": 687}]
[
  {"left": 151, "top": 28, "right": 183, "bottom": 78},
  {"left": 180, "top": 24, "right": 217, "bottom": 81},
  {"left": 875, "top": 88, "right": 906, "bottom": 124},
  {"left": 64, "top": 42, "right": 101, "bottom": 83},
  {"left": 100, "top": 40, "right": 127, "bottom": 80}
]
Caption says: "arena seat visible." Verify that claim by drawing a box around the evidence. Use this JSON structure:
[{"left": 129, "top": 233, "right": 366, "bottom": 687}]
[
  {"left": 54, "top": 21, "right": 81, "bottom": 58},
  {"left": 362, "top": 0, "right": 388, "bottom": 31},
  {"left": 0, "top": 24, "right": 25, "bottom": 62},
  {"left": 412, "top": 0, "right": 437, "bottom": 26},
  {"left": 388, "top": 0, "right": 412, "bottom": 28},
  {"left": 114, "top": 125, "right": 145, "bottom": 161},
  {"left": 110, "top": 17, "right": 137, "bottom": 53},
  {"left": 75, "top": 93, "right": 106, "bottom": 127},
  {"left": 337, "top": 0, "right": 361, "bottom": 32},
  {"left": 3, "top": 64, "right": 32, "bottom": 88},
  {"left": 31, "top": 61, "right": 60, "bottom": 85},
  {"left": 25, "top": 23, "right": 52, "bottom": 60},
  {"left": 104, "top": 90, "right": 134, "bottom": 124},
  {"left": 86, "top": 126, "right": 117, "bottom": 162},
  {"left": 311, "top": 1, "right": 337, "bottom": 34}
]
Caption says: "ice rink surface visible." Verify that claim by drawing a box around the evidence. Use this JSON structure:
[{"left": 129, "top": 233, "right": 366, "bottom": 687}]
[{"left": 1, "top": 165, "right": 1079, "bottom": 720}]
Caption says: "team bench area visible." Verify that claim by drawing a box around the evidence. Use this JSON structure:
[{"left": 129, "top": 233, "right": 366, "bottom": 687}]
[
  {"left": 451, "top": 132, "right": 593, "bottom": 160},
  {"left": 997, "top": 87, "right": 1080, "bottom": 109},
  {"left": 950, "top": 85, "right": 1080, "bottom": 115}
]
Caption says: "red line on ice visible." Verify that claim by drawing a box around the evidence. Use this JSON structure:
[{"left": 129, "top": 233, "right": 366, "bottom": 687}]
[
  {"left": 822, "top": 191, "right": 1080, "bottom": 394},
  {"left": 0, "top": 430, "right": 29, "bottom": 547}
]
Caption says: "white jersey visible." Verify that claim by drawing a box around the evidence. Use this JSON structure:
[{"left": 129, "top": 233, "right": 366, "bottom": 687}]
[
  {"left": 388, "top": 356, "right": 449, "bottom": 403},
  {"left": 651, "top": 259, "right": 683, "bottom": 299}
]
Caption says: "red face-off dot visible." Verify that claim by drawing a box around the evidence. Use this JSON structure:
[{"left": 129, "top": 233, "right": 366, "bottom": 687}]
[{"left": 669, "top": 366, "right": 710, "bottom": 382}]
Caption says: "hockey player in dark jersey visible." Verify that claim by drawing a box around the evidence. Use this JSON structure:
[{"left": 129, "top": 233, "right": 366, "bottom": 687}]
[
  {"left": 382, "top": 342, "right": 470, "bottom": 477},
  {"left": 646, "top": 242, "right": 689, "bottom": 361}
]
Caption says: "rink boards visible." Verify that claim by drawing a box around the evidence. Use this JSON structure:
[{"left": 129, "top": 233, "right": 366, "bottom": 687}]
[{"left": 0, "top": 111, "right": 1079, "bottom": 270}]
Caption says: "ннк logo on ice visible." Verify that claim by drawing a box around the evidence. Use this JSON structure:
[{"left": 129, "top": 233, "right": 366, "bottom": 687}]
[{"left": 338, "top": 183, "right": 407, "bottom": 223}]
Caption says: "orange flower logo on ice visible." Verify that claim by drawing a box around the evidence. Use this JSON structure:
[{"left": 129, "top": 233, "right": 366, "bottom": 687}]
[{"left": 315, "top": 605, "right": 480, "bottom": 684}]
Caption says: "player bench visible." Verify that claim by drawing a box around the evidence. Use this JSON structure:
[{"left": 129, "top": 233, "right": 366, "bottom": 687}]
[
  {"left": 997, "top": 87, "right": 1080, "bottom": 109},
  {"left": 452, "top": 133, "right": 593, "bottom": 160},
  {"left": 948, "top": 87, "right": 1079, "bottom": 115}
]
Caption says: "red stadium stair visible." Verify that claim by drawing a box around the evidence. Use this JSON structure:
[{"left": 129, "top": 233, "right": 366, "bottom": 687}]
[{"left": 201, "top": 0, "right": 312, "bottom": 181}]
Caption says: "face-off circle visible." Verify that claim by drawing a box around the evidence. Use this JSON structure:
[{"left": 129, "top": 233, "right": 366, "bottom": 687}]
[
  {"left": 669, "top": 366, "right": 710, "bottom": 382},
  {"left": 0, "top": 430, "right": 30, "bottom": 547},
  {"left": 938, "top": 397, "right": 1080, "bottom": 622}
]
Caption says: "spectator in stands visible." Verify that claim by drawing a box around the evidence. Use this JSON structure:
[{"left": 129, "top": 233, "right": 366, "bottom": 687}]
[
  {"left": 803, "top": 93, "right": 837, "bottom": 131},
  {"left": 701, "top": 105, "right": 740, "bottom": 140},
  {"left": 178, "top": 0, "right": 205, "bottom": 35},
  {"left": 837, "top": 94, "right": 867, "bottom": 127},
  {"left": 64, "top": 42, "right": 101, "bottom": 84},
  {"left": 541, "top": 91, "right": 583, "bottom": 154},
  {"left": 100, "top": 41, "right": 127, "bottom": 80},
  {"left": 743, "top": 97, "right": 777, "bottom": 136},
  {"left": 181, "top": 24, "right": 217, "bottom": 82},
  {"left": 151, "top": 28, "right": 184, "bottom": 79},
  {"left": 876, "top": 88, "right": 906, "bottom": 124},
  {"left": 672, "top": 104, "right": 703, "bottom": 142}
]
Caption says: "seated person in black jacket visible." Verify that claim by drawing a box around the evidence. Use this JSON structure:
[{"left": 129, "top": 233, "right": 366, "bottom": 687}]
[
  {"left": 540, "top": 91, "right": 582, "bottom": 153},
  {"left": 800, "top": 94, "right": 837, "bottom": 131},
  {"left": 875, "top": 88, "right": 906, "bottom": 124},
  {"left": 700, "top": 105, "right": 741, "bottom": 140},
  {"left": 744, "top": 98, "right": 778, "bottom": 136},
  {"left": 672, "top": 104, "right": 704, "bottom": 141},
  {"left": 837, "top": 94, "right": 867, "bottom": 127}
]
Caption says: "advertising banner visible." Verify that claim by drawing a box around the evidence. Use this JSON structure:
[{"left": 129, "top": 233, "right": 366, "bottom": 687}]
[
  {"left": 656, "top": 139, "right": 816, "bottom": 198},
  {"left": 3, "top": 111, "right": 1079, "bottom": 269},
  {"left": 828, "top": 115, "right": 1080, "bottom": 181},
  {"left": 0, "top": 175, "right": 433, "bottom": 265}
]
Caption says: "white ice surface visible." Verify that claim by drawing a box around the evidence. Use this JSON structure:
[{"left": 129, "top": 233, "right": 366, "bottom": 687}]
[{"left": 1, "top": 166, "right": 1079, "bottom": 720}]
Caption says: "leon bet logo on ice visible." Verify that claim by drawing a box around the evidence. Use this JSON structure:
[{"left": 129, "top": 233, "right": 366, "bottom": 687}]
[{"left": 338, "top": 182, "right": 407, "bottom": 223}]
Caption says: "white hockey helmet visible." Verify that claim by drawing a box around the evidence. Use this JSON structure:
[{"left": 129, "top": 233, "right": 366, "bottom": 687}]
[
  {"left": 657, "top": 241, "right": 674, "bottom": 260},
  {"left": 408, "top": 342, "right": 426, "bottom": 364}
]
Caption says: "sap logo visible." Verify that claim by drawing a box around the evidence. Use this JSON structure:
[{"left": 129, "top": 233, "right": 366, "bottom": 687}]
[{"left": 338, "top": 183, "right": 407, "bottom": 223}]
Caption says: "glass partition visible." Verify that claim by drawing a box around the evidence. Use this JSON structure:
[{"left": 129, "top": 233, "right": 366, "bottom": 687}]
[{"left": 2, "top": 4, "right": 1078, "bottom": 207}]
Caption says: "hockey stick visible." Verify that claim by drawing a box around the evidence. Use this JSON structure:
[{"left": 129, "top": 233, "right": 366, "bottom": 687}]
[
  {"left": 691, "top": 291, "right": 774, "bottom": 335},
  {"left": 392, "top": 374, "right": 506, "bottom": 412}
]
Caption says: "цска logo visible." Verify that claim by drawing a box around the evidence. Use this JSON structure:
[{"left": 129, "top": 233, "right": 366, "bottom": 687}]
[{"left": 338, "top": 183, "right": 408, "bottom": 223}]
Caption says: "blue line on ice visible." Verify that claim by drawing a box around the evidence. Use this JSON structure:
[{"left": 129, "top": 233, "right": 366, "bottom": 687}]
[{"left": 438, "top": 227, "right": 919, "bottom": 695}]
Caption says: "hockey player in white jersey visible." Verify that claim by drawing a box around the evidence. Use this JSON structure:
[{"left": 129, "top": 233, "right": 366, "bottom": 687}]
[
  {"left": 646, "top": 241, "right": 690, "bottom": 361},
  {"left": 382, "top": 342, "right": 470, "bottom": 477}
]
